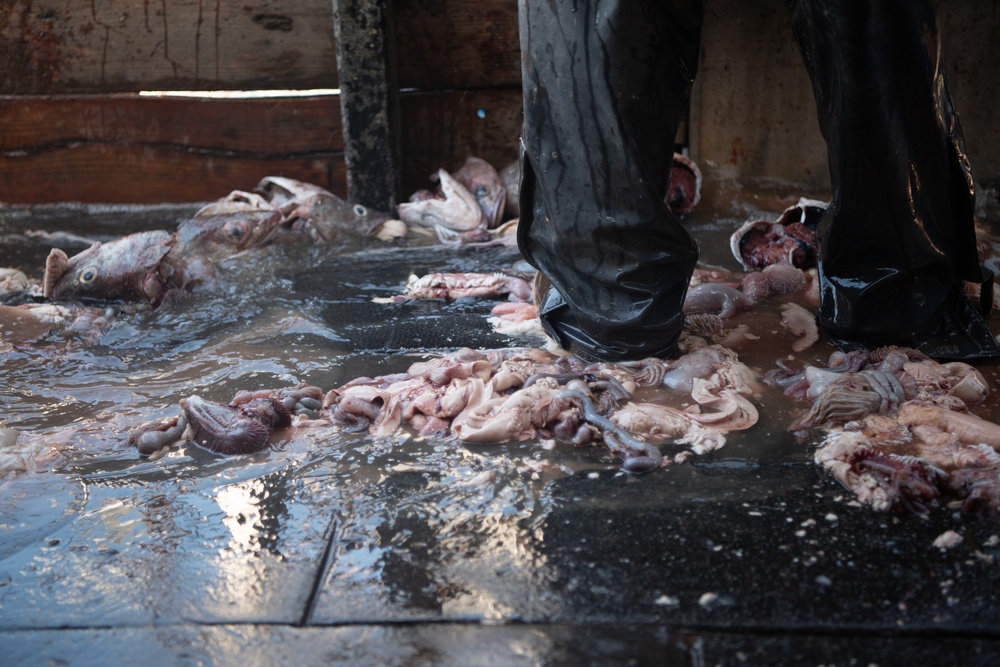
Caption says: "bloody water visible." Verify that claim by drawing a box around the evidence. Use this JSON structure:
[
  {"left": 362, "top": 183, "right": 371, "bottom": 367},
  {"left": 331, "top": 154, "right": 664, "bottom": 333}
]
[{"left": 3, "top": 173, "right": 1000, "bottom": 641}]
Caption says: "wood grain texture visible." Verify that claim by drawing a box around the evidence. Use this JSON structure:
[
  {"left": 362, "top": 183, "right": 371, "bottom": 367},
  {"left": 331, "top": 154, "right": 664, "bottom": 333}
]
[
  {"left": 0, "top": 0, "right": 521, "bottom": 94},
  {"left": 0, "top": 95, "right": 346, "bottom": 203},
  {"left": 1, "top": 145, "right": 345, "bottom": 204},
  {"left": 0, "top": 94, "right": 345, "bottom": 153},
  {"left": 4, "top": 0, "right": 998, "bottom": 203},
  {"left": 0, "top": 90, "right": 522, "bottom": 204},
  {"left": 0, "top": 0, "right": 339, "bottom": 93}
]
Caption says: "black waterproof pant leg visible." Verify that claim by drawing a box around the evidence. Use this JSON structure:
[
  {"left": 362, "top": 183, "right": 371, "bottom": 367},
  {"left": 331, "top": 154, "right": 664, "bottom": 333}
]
[
  {"left": 517, "top": 0, "right": 703, "bottom": 362},
  {"left": 788, "top": 0, "right": 1000, "bottom": 359}
]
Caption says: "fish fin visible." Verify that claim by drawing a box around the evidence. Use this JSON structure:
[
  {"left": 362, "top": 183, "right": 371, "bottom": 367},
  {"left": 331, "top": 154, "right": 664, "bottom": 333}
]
[
  {"left": 433, "top": 225, "right": 462, "bottom": 244},
  {"left": 42, "top": 247, "right": 71, "bottom": 299}
]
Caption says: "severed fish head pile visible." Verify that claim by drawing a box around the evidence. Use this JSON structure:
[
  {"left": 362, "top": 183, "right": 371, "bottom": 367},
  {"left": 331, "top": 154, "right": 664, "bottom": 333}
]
[
  {"left": 36, "top": 176, "right": 390, "bottom": 308},
  {"left": 404, "top": 153, "right": 706, "bottom": 246},
  {"left": 397, "top": 156, "right": 524, "bottom": 246}
]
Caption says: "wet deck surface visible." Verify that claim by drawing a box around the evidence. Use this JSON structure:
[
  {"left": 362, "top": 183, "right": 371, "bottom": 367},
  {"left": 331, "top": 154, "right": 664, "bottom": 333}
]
[{"left": 3, "top": 177, "right": 1000, "bottom": 665}]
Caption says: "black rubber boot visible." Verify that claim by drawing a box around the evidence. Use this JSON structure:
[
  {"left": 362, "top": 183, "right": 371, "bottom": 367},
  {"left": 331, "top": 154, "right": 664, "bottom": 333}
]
[
  {"left": 788, "top": 0, "right": 1000, "bottom": 359},
  {"left": 517, "top": 0, "right": 704, "bottom": 362}
]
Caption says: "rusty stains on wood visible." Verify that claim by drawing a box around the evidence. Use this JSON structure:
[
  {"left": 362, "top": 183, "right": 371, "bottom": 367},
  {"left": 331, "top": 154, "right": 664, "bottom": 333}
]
[
  {"left": 0, "top": 3, "right": 63, "bottom": 92},
  {"left": 0, "top": 1, "right": 339, "bottom": 94},
  {"left": 1, "top": 0, "right": 523, "bottom": 94}
]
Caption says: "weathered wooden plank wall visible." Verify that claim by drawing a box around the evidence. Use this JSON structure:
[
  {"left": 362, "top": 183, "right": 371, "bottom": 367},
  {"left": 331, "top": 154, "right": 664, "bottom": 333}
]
[
  {"left": 395, "top": 0, "right": 521, "bottom": 90},
  {"left": 0, "top": 95, "right": 345, "bottom": 202},
  {"left": 395, "top": 0, "right": 522, "bottom": 193},
  {"left": 1, "top": 0, "right": 997, "bottom": 206},
  {"left": 0, "top": 0, "right": 523, "bottom": 205},
  {"left": 0, "top": 0, "right": 340, "bottom": 93},
  {"left": 0, "top": 0, "right": 521, "bottom": 93}
]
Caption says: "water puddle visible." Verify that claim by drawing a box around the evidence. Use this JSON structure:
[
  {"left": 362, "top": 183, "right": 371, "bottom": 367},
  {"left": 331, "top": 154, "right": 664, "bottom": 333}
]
[{"left": 2, "top": 173, "right": 1000, "bottom": 631}]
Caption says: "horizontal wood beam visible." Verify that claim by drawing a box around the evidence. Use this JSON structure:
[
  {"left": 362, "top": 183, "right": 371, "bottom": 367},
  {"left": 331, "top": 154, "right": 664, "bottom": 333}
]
[
  {"left": 0, "top": 95, "right": 346, "bottom": 204},
  {"left": 0, "top": 1, "right": 339, "bottom": 94},
  {"left": 0, "top": 89, "right": 524, "bottom": 205},
  {"left": 0, "top": 0, "right": 521, "bottom": 94}
]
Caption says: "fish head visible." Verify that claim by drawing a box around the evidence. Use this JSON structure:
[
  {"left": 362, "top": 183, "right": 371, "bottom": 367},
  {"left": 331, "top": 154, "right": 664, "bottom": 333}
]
[
  {"left": 43, "top": 230, "right": 175, "bottom": 304},
  {"left": 775, "top": 197, "right": 829, "bottom": 230},
  {"left": 301, "top": 194, "right": 389, "bottom": 241},
  {"left": 397, "top": 169, "right": 485, "bottom": 232},
  {"left": 256, "top": 176, "right": 387, "bottom": 242},
  {"left": 454, "top": 157, "right": 506, "bottom": 227},
  {"left": 177, "top": 191, "right": 283, "bottom": 259},
  {"left": 665, "top": 153, "right": 703, "bottom": 217}
]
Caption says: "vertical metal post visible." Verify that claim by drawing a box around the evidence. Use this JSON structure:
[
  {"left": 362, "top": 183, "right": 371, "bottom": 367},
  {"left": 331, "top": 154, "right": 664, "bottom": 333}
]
[{"left": 332, "top": 0, "right": 401, "bottom": 212}]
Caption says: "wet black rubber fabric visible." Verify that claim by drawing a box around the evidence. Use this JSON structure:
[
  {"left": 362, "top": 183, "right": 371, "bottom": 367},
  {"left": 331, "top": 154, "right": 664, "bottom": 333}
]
[
  {"left": 517, "top": 0, "right": 703, "bottom": 362},
  {"left": 788, "top": 0, "right": 1000, "bottom": 360}
]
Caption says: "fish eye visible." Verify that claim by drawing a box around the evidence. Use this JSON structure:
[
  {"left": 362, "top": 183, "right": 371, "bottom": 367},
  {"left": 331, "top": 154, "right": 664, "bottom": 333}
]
[
  {"left": 79, "top": 268, "right": 97, "bottom": 284},
  {"left": 475, "top": 186, "right": 488, "bottom": 197},
  {"left": 353, "top": 204, "right": 367, "bottom": 217},
  {"left": 224, "top": 220, "right": 248, "bottom": 241}
]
